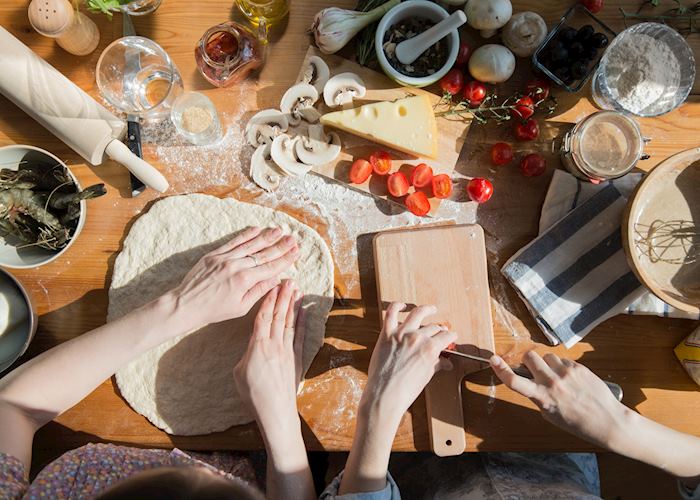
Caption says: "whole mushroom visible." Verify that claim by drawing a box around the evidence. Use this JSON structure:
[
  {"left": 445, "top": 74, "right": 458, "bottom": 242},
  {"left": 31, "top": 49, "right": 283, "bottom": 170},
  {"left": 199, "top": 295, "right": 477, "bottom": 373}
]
[
  {"left": 502, "top": 12, "right": 548, "bottom": 57},
  {"left": 468, "top": 44, "right": 515, "bottom": 83},
  {"left": 464, "top": 0, "right": 512, "bottom": 38}
]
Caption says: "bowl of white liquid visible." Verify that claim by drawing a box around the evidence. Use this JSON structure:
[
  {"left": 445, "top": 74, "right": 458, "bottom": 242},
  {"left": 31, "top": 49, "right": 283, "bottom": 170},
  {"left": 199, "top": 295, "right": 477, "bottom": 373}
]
[
  {"left": 0, "top": 269, "right": 37, "bottom": 373},
  {"left": 591, "top": 23, "right": 695, "bottom": 117}
]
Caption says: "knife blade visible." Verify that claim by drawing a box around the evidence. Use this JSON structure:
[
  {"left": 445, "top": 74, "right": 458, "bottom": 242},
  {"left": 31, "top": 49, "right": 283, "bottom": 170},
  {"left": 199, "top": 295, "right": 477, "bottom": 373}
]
[
  {"left": 122, "top": 13, "right": 146, "bottom": 197},
  {"left": 442, "top": 349, "right": 624, "bottom": 402}
]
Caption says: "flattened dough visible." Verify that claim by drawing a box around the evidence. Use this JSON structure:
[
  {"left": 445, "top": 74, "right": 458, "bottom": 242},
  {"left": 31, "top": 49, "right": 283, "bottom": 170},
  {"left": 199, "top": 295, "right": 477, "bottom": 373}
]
[{"left": 110, "top": 194, "right": 334, "bottom": 435}]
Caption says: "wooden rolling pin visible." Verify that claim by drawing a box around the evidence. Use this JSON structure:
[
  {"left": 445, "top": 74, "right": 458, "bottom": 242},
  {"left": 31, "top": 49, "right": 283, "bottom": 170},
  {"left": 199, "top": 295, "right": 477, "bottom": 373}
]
[
  {"left": 28, "top": 0, "right": 100, "bottom": 56},
  {"left": 0, "top": 27, "right": 169, "bottom": 192}
]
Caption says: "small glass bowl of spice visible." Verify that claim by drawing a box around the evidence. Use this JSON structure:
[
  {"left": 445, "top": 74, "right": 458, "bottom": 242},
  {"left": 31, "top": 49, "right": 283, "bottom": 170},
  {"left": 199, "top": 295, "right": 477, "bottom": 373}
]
[
  {"left": 375, "top": 0, "right": 459, "bottom": 88},
  {"left": 171, "top": 92, "right": 223, "bottom": 146}
]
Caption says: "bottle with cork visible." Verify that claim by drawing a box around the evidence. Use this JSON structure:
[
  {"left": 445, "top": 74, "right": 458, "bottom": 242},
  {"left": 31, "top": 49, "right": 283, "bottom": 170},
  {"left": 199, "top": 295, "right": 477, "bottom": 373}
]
[{"left": 28, "top": 0, "right": 100, "bottom": 56}]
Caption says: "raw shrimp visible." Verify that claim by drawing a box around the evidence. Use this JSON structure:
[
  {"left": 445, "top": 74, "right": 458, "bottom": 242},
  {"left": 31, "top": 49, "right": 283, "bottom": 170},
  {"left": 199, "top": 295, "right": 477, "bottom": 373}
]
[{"left": 0, "top": 188, "right": 62, "bottom": 228}]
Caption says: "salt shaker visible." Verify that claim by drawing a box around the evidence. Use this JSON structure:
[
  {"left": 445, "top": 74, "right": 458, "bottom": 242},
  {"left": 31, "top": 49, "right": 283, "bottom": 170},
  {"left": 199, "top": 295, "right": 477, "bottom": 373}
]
[{"left": 28, "top": 0, "right": 100, "bottom": 56}]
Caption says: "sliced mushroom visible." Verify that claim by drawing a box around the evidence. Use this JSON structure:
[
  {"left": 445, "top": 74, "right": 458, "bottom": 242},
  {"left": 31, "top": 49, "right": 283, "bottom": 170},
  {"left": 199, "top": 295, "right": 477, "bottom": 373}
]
[
  {"left": 294, "top": 124, "right": 341, "bottom": 166},
  {"left": 323, "top": 72, "right": 366, "bottom": 108},
  {"left": 280, "top": 83, "right": 320, "bottom": 126},
  {"left": 270, "top": 134, "right": 314, "bottom": 177},
  {"left": 245, "top": 109, "right": 289, "bottom": 147},
  {"left": 250, "top": 143, "right": 283, "bottom": 192},
  {"left": 298, "top": 56, "right": 330, "bottom": 94}
]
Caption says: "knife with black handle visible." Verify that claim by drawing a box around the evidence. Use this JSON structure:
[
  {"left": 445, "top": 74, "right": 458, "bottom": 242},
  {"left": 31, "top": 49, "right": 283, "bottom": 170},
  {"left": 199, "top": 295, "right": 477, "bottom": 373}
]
[{"left": 123, "top": 13, "right": 146, "bottom": 197}]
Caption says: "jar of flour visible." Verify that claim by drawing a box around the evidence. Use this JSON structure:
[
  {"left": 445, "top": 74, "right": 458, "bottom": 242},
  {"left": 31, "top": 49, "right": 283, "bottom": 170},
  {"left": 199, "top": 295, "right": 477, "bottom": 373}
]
[{"left": 591, "top": 22, "right": 695, "bottom": 117}]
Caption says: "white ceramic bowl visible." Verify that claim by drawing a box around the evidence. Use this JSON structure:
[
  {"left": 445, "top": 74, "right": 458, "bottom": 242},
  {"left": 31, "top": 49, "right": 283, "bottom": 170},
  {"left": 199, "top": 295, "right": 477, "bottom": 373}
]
[
  {"left": 375, "top": 0, "right": 459, "bottom": 88},
  {"left": 0, "top": 145, "right": 86, "bottom": 269},
  {"left": 0, "top": 268, "right": 37, "bottom": 373}
]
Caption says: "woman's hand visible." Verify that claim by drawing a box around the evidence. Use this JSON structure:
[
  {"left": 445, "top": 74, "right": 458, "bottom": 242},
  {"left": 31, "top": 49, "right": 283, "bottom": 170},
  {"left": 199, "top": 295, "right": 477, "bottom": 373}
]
[
  {"left": 234, "top": 280, "right": 304, "bottom": 431},
  {"left": 490, "top": 351, "right": 628, "bottom": 448},
  {"left": 170, "top": 227, "right": 299, "bottom": 331},
  {"left": 361, "top": 303, "right": 457, "bottom": 427}
]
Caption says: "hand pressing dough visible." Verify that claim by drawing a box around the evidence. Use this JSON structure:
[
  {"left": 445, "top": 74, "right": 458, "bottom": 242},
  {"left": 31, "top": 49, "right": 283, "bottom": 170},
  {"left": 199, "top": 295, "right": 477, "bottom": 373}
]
[{"left": 110, "top": 194, "right": 334, "bottom": 435}]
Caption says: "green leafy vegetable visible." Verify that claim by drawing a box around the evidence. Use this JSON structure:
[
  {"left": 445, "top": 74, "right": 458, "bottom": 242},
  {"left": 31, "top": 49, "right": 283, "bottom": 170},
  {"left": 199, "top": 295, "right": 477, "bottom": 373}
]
[{"left": 84, "top": 0, "right": 131, "bottom": 17}]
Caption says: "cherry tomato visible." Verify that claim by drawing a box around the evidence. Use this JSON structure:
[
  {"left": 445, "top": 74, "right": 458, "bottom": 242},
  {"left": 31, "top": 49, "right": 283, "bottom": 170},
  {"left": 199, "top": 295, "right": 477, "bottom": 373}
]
[
  {"left": 526, "top": 78, "right": 551, "bottom": 102},
  {"left": 405, "top": 191, "right": 431, "bottom": 217},
  {"left": 581, "top": 0, "right": 603, "bottom": 14},
  {"left": 490, "top": 142, "right": 514, "bottom": 166},
  {"left": 511, "top": 95, "right": 535, "bottom": 120},
  {"left": 432, "top": 174, "right": 453, "bottom": 199},
  {"left": 369, "top": 150, "right": 392, "bottom": 175},
  {"left": 467, "top": 178, "right": 494, "bottom": 204},
  {"left": 387, "top": 172, "right": 410, "bottom": 197},
  {"left": 514, "top": 118, "right": 540, "bottom": 141},
  {"left": 462, "top": 80, "right": 487, "bottom": 107},
  {"left": 349, "top": 159, "right": 372, "bottom": 184},
  {"left": 455, "top": 41, "right": 472, "bottom": 67},
  {"left": 520, "top": 153, "right": 547, "bottom": 177},
  {"left": 410, "top": 163, "right": 433, "bottom": 188},
  {"left": 439, "top": 68, "right": 464, "bottom": 97}
]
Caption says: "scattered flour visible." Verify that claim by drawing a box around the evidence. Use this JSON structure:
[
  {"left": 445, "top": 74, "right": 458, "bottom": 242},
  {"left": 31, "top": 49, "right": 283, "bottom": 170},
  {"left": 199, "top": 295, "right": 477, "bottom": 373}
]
[{"left": 604, "top": 32, "right": 680, "bottom": 114}]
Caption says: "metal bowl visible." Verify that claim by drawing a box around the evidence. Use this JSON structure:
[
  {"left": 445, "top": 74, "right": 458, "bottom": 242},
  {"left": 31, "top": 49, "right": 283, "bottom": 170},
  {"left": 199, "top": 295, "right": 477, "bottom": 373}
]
[
  {"left": 0, "top": 145, "right": 86, "bottom": 269},
  {"left": 0, "top": 268, "right": 37, "bottom": 373}
]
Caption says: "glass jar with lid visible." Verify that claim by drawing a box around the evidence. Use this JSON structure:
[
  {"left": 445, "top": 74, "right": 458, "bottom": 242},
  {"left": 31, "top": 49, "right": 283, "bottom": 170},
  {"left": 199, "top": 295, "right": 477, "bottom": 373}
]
[
  {"left": 559, "top": 111, "right": 649, "bottom": 183},
  {"left": 194, "top": 21, "right": 264, "bottom": 88}
]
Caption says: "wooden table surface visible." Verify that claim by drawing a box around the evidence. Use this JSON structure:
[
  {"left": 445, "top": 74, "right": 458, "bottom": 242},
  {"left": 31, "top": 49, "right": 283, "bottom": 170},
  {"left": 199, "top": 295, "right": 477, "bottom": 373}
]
[{"left": 0, "top": 0, "right": 698, "bottom": 456}]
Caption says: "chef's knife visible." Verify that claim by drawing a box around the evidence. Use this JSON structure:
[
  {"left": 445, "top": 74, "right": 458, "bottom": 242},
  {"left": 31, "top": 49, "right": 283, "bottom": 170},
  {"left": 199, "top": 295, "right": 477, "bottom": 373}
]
[
  {"left": 442, "top": 349, "right": 624, "bottom": 402},
  {"left": 122, "top": 13, "right": 146, "bottom": 197}
]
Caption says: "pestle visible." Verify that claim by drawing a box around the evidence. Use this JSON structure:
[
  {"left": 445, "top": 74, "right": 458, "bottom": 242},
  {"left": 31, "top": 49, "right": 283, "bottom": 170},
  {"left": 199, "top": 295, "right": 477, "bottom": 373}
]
[{"left": 395, "top": 10, "right": 467, "bottom": 65}]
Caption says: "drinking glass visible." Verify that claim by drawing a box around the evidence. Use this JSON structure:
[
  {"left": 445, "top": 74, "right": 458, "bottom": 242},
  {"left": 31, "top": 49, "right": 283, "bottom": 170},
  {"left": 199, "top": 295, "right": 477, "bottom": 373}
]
[
  {"left": 236, "top": 0, "right": 290, "bottom": 42},
  {"left": 96, "top": 36, "right": 183, "bottom": 119}
]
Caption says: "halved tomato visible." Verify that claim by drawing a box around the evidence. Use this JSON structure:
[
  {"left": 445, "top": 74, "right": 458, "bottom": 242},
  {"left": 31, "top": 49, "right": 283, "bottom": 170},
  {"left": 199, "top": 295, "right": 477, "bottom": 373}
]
[
  {"left": 410, "top": 163, "right": 433, "bottom": 188},
  {"left": 432, "top": 174, "right": 453, "bottom": 199},
  {"left": 405, "top": 191, "right": 431, "bottom": 216},
  {"left": 387, "top": 172, "right": 409, "bottom": 197},
  {"left": 349, "top": 159, "right": 372, "bottom": 184},
  {"left": 369, "top": 150, "right": 392, "bottom": 175}
]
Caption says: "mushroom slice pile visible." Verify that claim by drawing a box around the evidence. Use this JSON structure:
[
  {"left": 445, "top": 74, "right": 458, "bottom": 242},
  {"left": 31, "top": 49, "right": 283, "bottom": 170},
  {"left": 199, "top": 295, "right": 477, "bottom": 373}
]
[
  {"left": 298, "top": 56, "right": 330, "bottom": 94},
  {"left": 245, "top": 109, "right": 289, "bottom": 147},
  {"left": 271, "top": 134, "right": 314, "bottom": 177},
  {"left": 323, "top": 72, "right": 366, "bottom": 108},
  {"left": 280, "top": 83, "right": 320, "bottom": 126},
  {"left": 294, "top": 124, "right": 341, "bottom": 166},
  {"left": 250, "top": 143, "right": 283, "bottom": 192}
]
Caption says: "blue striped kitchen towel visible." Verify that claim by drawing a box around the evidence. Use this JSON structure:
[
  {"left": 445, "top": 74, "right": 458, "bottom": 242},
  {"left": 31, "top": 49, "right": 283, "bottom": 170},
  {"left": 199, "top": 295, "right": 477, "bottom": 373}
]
[{"left": 501, "top": 183, "right": 646, "bottom": 348}]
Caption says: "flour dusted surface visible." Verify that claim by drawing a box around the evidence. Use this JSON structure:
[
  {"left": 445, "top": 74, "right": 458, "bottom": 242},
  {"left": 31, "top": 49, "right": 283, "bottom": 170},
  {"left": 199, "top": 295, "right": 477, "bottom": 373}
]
[{"left": 110, "top": 194, "right": 334, "bottom": 435}]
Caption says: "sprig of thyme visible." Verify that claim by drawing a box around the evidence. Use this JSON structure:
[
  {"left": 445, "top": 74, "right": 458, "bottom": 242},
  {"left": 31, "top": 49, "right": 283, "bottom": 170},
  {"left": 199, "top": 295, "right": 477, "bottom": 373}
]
[
  {"left": 355, "top": 0, "right": 392, "bottom": 67},
  {"left": 435, "top": 90, "right": 557, "bottom": 125},
  {"left": 620, "top": 0, "right": 700, "bottom": 35}
]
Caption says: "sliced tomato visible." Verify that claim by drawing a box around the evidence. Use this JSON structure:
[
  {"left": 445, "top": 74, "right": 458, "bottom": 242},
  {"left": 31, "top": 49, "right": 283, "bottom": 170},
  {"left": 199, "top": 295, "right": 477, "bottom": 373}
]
[
  {"left": 432, "top": 174, "right": 453, "bottom": 199},
  {"left": 369, "top": 150, "right": 392, "bottom": 175},
  {"left": 387, "top": 172, "right": 410, "bottom": 197},
  {"left": 410, "top": 163, "right": 434, "bottom": 188},
  {"left": 349, "top": 159, "right": 372, "bottom": 184},
  {"left": 405, "top": 191, "right": 431, "bottom": 217}
]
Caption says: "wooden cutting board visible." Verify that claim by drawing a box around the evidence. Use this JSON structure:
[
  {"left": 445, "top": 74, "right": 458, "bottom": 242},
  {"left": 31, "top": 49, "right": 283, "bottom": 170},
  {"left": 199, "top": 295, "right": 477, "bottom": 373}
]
[
  {"left": 374, "top": 224, "right": 495, "bottom": 456},
  {"left": 294, "top": 46, "right": 473, "bottom": 216}
]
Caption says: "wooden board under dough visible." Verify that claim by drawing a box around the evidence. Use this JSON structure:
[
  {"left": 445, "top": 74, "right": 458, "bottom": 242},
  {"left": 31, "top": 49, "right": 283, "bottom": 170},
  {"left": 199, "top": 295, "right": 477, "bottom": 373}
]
[
  {"left": 374, "top": 224, "right": 495, "bottom": 456},
  {"left": 294, "top": 46, "right": 473, "bottom": 216}
]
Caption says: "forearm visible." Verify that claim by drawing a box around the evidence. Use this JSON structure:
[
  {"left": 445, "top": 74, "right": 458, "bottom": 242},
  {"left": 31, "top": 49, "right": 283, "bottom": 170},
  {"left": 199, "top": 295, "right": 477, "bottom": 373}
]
[
  {"left": 0, "top": 291, "right": 189, "bottom": 426},
  {"left": 259, "top": 414, "right": 315, "bottom": 500},
  {"left": 338, "top": 400, "right": 401, "bottom": 495},
  {"left": 611, "top": 408, "right": 700, "bottom": 484}
]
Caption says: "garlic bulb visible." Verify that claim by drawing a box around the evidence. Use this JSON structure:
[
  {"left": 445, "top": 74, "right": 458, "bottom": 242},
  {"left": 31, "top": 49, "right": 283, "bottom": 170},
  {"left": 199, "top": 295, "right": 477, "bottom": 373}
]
[{"left": 309, "top": 0, "right": 400, "bottom": 54}]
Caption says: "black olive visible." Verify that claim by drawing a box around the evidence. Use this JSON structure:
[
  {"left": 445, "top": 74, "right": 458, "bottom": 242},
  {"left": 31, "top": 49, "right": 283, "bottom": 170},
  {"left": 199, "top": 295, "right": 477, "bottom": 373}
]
[
  {"left": 569, "top": 42, "right": 585, "bottom": 58},
  {"left": 553, "top": 65, "right": 571, "bottom": 82},
  {"left": 583, "top": 46, "right": 598, "bottom": 61},
  {"left": 570, "top": 60, "right": 589, "bottom": 79},
  {"left": 576, "top": 24, "right": 595, "bottom": 42},
  {"left": 550, "top": 43, "right": 568, "bottom": 64},
  {"left": 591, "top": 32, "right": 609, "bottom": 49},
  {"left": 558, "top": 26, "right": 578, "bottom": 44}
]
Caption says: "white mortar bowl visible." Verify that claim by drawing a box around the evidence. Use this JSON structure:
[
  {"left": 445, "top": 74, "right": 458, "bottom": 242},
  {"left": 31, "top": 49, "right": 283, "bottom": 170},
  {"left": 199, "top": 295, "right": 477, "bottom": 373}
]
[{"left": 375, "top": 0, "right": 459, "bottom": 88}]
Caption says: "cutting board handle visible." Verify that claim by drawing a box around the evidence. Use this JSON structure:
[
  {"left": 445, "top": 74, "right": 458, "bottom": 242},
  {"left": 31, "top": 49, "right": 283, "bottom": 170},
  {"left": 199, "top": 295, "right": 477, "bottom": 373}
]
[{"left": 426, "top": 369, "right": 466, "bottom": 456}]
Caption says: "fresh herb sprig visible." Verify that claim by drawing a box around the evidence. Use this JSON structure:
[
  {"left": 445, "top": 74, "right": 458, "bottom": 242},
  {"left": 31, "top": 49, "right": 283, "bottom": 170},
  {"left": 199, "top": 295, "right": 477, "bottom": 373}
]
[
  {"left": 435, "top": 90, "right": 557, "bottom": 125},
  {"left": 355, "top": 0, "right": 392, "bottom": 67},
  {"left": 84, "top": 0, "right": 131, "bottom": 17},
  {"left": 620, "top": 0, "right": 700, "bottom": 35}
]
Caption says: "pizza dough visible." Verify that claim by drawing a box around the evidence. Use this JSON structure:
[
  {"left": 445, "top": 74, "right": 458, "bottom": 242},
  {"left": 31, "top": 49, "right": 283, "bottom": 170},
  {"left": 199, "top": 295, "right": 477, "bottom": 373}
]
[{"left": 110, "top": 194, "right": 334, "bottom": 435}]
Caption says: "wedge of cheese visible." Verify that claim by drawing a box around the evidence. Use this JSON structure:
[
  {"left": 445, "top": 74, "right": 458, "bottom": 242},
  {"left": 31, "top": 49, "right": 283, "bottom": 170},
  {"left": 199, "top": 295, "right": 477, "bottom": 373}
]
[{"left": 320, "top": 95, "right": 438, "bottom": 159}]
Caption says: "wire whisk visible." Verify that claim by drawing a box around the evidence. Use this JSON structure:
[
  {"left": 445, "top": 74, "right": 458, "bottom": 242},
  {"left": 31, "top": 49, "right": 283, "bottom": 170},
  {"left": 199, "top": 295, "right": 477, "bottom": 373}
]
[{"left": 634, "top": 219, "right": 699, "bottom": 265}]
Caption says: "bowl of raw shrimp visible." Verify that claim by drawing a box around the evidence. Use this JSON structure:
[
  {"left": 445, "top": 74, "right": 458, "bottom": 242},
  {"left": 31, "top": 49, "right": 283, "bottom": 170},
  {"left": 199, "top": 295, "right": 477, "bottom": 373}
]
[{"left": 0, "top": 145, "right": 104, "bottom": 269}]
